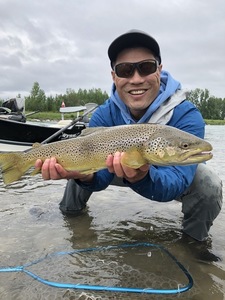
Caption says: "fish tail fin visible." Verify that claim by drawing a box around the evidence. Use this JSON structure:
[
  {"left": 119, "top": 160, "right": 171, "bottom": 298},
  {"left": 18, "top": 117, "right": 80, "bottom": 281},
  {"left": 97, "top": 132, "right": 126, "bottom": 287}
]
[{"left": 0, "top": 152, "right": 31, "bottom": 185}]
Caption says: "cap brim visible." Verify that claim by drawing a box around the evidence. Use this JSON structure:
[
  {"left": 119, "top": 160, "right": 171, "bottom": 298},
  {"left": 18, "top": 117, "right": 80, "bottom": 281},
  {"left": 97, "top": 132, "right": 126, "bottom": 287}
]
[{"left": 108, "top": 30, "right": 161, "bottom": 65}]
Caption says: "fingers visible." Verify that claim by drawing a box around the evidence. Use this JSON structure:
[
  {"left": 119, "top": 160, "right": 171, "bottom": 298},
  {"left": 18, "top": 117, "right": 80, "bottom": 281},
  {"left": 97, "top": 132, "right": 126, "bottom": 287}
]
[
  {"left": 139, "top": 164, "right": 150, "bottom": 172},
  {"left": 106, "top": 152, "right": 150, "bottom": 183},
  {"left": 41, "top": 157, "right": 58, "bottom": 180},
  {"left": 35, "top": 157, "right": 93, "bottom": 181},
  {"left": 111, "top": 152, "right": 125, "bottom": 177},
  {"left": 106, "top": 154, "right": 114, "bottom": 173},
  {"left": 35, "top": 159, "right": 43, "bottom": 169},
  {"left": 36, "top": 157, "right": 66, "bottom": 180},
  {"left": 106, "top": 152, "right": 127, "bottom": 177}
]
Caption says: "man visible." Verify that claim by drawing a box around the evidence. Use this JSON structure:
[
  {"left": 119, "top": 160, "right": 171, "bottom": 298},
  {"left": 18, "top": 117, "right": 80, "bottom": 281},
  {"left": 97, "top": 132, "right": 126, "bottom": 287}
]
[{"left": 36, "top": 30, "right": 222, "bottom": 247}]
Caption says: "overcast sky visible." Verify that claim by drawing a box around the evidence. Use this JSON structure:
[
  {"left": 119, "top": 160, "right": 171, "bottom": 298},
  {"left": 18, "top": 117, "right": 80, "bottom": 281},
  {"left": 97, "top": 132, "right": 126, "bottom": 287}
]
[{"left": 0, "top": 0, "right": 224, "bottom": 101}]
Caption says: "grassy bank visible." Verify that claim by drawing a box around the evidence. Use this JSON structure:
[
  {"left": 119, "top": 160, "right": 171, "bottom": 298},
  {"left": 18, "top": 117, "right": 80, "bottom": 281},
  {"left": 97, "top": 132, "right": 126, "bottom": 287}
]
[
  {"left": 26, "top": 111, "right": 225, "bottom": 125},
  {"left": 26, "top": 111, "right": 78, "bottom": 121},
  {"left": 204, "top": 119, "right": 225, "bottom": 125}
]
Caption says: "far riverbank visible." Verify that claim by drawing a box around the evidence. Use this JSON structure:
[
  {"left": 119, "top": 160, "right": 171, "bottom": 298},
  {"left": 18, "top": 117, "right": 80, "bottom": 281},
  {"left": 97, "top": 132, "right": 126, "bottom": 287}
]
[{"left": 26, "top": 111, "right": 225, "bottom": 125}]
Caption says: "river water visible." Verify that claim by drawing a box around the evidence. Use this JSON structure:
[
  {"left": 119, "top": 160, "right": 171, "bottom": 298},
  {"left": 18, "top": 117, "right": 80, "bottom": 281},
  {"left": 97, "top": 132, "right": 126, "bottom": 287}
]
[{"left": 0, "top": 125, "right": 224, "bottom": 300}]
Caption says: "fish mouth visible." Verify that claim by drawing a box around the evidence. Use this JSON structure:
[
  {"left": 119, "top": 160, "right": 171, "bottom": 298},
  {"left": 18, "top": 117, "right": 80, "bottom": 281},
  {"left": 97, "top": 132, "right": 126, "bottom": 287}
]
[{"left": 182, "top": 150, "right": 213, "bottom": 164}]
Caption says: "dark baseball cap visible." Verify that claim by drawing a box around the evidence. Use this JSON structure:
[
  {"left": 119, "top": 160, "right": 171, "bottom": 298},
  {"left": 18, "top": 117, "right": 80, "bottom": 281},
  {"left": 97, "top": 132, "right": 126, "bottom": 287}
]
[{"left": 108, "top": 29, "right": 161, "bottom": 67}]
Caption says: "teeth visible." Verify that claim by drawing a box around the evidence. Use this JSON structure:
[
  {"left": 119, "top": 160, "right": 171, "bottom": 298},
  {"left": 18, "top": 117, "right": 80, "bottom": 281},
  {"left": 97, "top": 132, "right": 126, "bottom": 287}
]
[{"left": 130, "top": 90, "right": 145, "bottom": 95}]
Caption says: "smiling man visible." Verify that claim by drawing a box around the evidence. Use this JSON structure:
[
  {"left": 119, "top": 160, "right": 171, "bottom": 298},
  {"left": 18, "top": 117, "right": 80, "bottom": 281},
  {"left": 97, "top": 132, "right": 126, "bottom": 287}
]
[
  {"left": 36, "top": 30, "right": 222, "bottom": 258},
  {"left": 112, "top": 48, "right": 162, "bottom": 120}
]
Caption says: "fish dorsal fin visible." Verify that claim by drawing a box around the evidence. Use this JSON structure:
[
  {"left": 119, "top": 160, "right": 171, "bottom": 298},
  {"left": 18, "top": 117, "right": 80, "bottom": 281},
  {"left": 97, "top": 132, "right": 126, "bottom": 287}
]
[
  {"left": 32, "top": 142, "right": 42, "bottom": 148},
  {"left": 121, "top": 147, "right": 148, "bottom": 169},
  {"left": 79, "top": 127, "right": 108, "bottom": 137}
]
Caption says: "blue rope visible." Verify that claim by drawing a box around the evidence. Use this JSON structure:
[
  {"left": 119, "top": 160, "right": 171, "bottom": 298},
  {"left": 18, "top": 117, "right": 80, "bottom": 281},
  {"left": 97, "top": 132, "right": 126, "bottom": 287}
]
[{"left": 0, "top": 242, "right": 193, "bottom": 294}]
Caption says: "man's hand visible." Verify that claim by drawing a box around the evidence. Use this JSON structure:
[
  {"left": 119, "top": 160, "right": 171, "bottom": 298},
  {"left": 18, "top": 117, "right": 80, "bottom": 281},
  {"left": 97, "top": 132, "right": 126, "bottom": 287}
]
[
  {"left": 35, "top": 152, "right": 149, "bottom": 184},
  {"left": 106, "top": 152, "right": 149, "bottom": 183},
  {"left": 35, "top": 157, "right": 93, "bottom": 182}
]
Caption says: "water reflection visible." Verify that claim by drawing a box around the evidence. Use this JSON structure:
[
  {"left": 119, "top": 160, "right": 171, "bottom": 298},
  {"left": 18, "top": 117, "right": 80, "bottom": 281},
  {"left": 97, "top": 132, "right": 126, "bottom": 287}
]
[{"left": 0, "top": 125, "right": 224, "bottom": 299}]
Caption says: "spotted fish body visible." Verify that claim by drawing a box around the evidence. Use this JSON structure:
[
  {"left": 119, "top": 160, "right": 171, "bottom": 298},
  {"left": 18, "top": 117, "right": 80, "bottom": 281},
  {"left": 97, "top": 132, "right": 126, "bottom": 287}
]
[{"left": 0, "top": 124, "right": 212, "bottom": 185}]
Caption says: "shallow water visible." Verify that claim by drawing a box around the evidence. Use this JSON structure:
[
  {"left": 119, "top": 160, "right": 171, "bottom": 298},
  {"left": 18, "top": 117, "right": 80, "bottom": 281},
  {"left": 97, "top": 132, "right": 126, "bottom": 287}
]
[{"left": 0, "top": 125, "right": 224, "bottom": 300}]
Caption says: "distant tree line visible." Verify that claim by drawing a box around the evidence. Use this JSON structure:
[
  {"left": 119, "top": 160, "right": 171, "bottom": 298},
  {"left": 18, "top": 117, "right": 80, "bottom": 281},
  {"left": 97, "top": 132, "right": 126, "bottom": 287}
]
[
  {"left": 188, "top": 88, "right": 225, "bottom": 120},
  {"left": 23, "top": 82, "right": 109, "bottom": 112},
  {"left": 1, "top": 82, "right": 224, "bottom": 119}
]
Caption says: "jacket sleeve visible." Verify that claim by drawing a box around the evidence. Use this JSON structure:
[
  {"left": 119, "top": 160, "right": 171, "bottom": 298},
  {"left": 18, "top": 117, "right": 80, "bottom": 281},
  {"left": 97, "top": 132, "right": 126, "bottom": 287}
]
[
  {"left": 76, "top": 169, "right": 114, "bottom": 192},
  {"left": 77, "top": 164, "right": 197, "bottom": 201},
  {"left": 125, "top": 164, "right": 197, "bottom": 201}
]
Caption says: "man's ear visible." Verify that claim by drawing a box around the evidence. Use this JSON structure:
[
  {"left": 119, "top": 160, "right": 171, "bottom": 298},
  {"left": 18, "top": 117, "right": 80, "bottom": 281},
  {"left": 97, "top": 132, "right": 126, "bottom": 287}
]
[{"left": 111, "top": 70, "right": 116, "bottom": 81}]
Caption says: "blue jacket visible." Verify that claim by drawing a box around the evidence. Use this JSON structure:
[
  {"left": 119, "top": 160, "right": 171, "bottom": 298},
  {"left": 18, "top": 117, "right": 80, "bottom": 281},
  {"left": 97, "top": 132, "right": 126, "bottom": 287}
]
[{"left": 78, "top": 71, "right": 205, "bottom": 202}]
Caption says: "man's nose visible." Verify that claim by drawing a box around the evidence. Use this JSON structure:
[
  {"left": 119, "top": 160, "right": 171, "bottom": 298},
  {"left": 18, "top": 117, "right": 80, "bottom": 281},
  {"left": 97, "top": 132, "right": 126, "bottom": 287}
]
[{"left": 129, "top": 68, "right": 145, "bottom": 82}]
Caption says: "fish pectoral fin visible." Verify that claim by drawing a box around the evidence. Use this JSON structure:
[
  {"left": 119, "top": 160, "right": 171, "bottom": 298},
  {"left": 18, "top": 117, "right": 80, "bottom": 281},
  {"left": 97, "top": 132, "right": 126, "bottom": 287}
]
[{"left": 121, "top": 149, "right": 147, "bottom": 169}]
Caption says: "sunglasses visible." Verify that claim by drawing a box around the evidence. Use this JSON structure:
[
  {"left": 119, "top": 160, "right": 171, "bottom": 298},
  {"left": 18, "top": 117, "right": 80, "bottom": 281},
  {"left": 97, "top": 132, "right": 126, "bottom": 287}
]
[{"left": 114, "top": 59, "right": 158, "bottom": 78}]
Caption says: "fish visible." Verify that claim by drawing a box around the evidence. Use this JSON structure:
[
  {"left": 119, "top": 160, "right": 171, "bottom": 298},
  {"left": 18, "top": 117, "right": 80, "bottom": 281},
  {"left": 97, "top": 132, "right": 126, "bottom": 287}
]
[{"left": 0, "top": 123, "right": 213, "bottom": 185}]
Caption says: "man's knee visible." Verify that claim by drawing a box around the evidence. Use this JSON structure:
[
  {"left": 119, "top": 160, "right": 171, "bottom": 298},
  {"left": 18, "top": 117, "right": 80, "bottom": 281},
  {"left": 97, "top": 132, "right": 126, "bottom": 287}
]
[
  {"left": 181, "top": 164, "right": 222, "bottom": 240},
  {"left": 183, "top": 164, "right": 222, "bottom": 215},
  {"left": 59, "top": 179, "right": 92, "bottom": 214},
  {"left": 191, "top": 164, "right": 222, "bottom": 217}
]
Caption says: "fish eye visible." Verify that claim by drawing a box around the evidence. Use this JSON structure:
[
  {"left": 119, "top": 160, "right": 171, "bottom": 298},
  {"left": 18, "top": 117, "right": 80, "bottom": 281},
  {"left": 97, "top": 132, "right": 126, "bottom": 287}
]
[{"left": 181, "top": 142, "right": 189, "bottom": 149}]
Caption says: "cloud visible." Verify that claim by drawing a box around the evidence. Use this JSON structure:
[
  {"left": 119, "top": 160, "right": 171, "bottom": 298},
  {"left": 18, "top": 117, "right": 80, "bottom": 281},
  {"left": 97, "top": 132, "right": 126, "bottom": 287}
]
[{"left": 0, "top": 0, "right": 224, "bottom": 100}]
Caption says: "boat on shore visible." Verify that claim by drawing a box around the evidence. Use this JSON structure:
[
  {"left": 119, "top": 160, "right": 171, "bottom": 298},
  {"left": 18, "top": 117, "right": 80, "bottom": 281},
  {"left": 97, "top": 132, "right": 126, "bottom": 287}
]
[
  {"left": 0, "top": 117, "right": 85, "bottom": 147},
  {"left": 0, "top": 98, "right": 93, "bottom": 151},
  {"left": 0, "top": 97, "right": 26, "bottom": 123}
]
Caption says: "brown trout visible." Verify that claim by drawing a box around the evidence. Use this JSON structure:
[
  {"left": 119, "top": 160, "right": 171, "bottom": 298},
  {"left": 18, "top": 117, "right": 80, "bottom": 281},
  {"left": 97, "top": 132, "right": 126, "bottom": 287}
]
[{"left": 0, "top": 124, "right": 212, "bottom": 185}]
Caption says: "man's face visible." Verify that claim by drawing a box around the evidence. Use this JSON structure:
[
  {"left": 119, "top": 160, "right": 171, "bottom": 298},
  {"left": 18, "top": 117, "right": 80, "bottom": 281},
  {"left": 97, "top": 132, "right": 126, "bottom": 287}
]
[{"left": 111, "top": 47, "right": 162, "bottom": 120}]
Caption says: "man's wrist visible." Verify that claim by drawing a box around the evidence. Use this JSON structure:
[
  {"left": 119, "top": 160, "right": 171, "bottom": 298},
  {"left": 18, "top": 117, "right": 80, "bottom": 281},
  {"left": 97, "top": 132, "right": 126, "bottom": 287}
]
[{"left": 78, "top": 174, "right": 94, "bottom": 183}]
